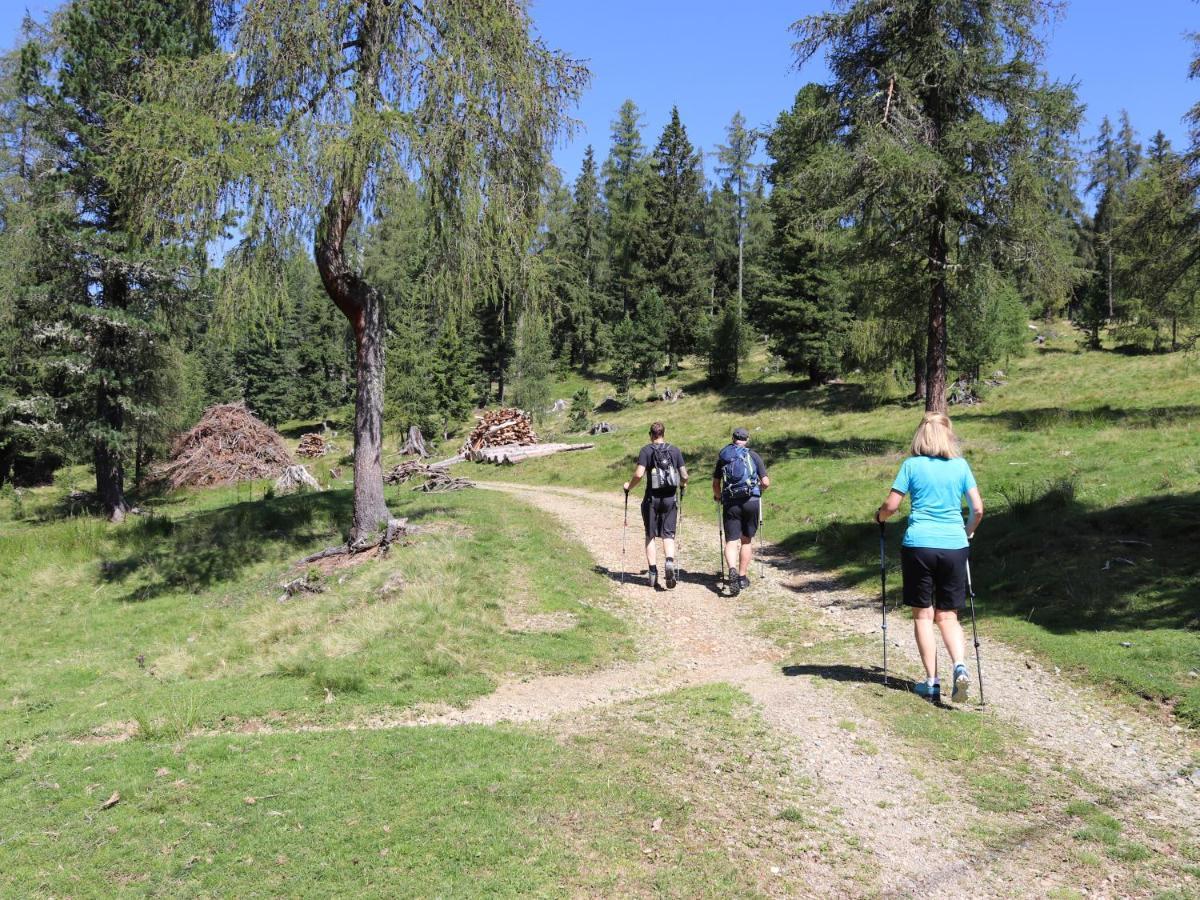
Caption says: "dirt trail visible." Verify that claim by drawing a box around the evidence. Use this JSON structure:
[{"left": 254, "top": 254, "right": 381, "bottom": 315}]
[{"left": 198, "top": 480, "right": 1198, "bottom": 896}]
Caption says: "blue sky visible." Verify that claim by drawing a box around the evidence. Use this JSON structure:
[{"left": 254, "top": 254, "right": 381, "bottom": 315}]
[{"left": 3, "top": 0, "right": 1196, "bottom": 191}]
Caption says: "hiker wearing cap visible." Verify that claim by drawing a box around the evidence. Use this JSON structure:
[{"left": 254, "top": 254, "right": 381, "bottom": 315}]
[
  {"left": 875, "top": 412, "right": 984, "bottom": 704},
  {"left": 623, "top": 422, "right": 689, "bottom": 589},
  {"left": 712, "top": 427, "right": 769, "bottom": 596}
]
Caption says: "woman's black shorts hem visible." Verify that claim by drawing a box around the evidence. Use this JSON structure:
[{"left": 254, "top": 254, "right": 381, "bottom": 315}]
[{"left": 900, "top": 545, "right": 969, "bottom": 610}]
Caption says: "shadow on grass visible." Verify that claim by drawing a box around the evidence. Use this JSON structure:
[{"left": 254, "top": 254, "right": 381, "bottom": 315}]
[
  {"left": 716, "top": 379, "right": 894, "bottom": 415},
  {"left": 778, "top": 487, "right": 1200, "bottom": 635},
  {"left": 755, "top": 433, "right": 903, "bottom": 461},
  {"left": 101, "top": 489, "right": 352, "bottom": 602},
  {"left": 956, "top": 404, "right": 1200, "bottom": 431}
]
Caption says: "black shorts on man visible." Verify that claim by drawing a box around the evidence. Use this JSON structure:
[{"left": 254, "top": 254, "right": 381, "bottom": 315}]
[
  {"left": 722, "top": 497, "right": 760, "bottom": 541},
  {"left": 900, "top": 545, "right": 969, "bottom": 610},
  {"left": 642, "top": 494, "right": 679, "bottom": 539}
]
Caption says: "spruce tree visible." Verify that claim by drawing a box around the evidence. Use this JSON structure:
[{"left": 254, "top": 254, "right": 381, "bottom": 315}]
[
  {"left": 794, "top": 0, "right": 1080, "bottom": 412},
  {"left": 641, "top": 107, "right": 707, "bottom": 368},
  {"left": 11, "top": 0, "right": 212, "bottom": 519},
  {"left": 714, "top": 112, "right": 760, "bottom": 321},
  {"left": 511, "top": 311, "right": 554, "bottom": 421},
  {"left": 758, "top": 84, "right": 851, "bottom": 384},
  {"left": 602, "top": 100, "right": 649, "bottom": 315}
]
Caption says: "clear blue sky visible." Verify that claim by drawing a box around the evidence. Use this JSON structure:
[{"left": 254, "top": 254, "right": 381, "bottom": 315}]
[{"left": 3, "top": 0, "right": 1196, "bottom": 190}]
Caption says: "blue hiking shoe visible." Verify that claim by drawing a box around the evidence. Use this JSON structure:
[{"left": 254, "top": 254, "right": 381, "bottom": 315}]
[
  {"left": 951, "top": 664, "right": 970, "bottom": 703},
  {"left": 913, "top": 681, "right": 941, "bottom": 703}
]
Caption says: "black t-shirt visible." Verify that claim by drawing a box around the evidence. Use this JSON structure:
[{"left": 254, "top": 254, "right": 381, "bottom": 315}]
[
  {"left": 638, "top": 442, "right": 686, "bottom": 497},
  {"left": 712, "top": 445, "right": 768, "bottom": 482}
]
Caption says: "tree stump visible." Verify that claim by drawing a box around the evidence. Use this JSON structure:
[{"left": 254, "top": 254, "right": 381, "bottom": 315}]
[{"left": 400, "top": 425, "right": 429, "bottom": 458}]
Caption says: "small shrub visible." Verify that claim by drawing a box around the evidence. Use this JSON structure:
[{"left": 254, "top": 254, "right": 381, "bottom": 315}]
[
  {"left": 997, "top": 476, "right": 1078, "bottom": 521},
  {"left": 567, "top": 388, "right": 592, "bottom": 432}
]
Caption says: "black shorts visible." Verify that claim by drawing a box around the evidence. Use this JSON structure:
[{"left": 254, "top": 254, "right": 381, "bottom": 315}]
[
  {"left": 722, "top": 497, "right": 760, "bottom": 542},
  {"left": 901, "top": 546, "right": 969, "bottom": 610},
  {"left": 642, "top": 494, "right": 679, "bottom": 539}
]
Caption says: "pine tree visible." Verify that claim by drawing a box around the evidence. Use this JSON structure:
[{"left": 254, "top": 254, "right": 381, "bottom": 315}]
[
  {"left": 430, "top": 313, "right": 479, "bottom": 439},
  {"left": 641, "top": 107, "right": 708, "bottom": 368},
  {"left": 795, "top": 0, "right": 1080, "bottom": 412},
  {"left": 553, "top": 146, "right": 611, "bottom": 370},
  {"left": 602, "top": 100, "right": 649, "bottom": 315}
]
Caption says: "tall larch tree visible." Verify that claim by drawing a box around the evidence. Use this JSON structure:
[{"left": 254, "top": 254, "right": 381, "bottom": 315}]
[
  {"left": 714, "top": 111, "right": 760, "bottom": 321},
  {"left": 794, "top": 0, "right": 1080, "bottom": 412},
  {"left": 110, "top": 0, "right": 585, "bottom": 545}
]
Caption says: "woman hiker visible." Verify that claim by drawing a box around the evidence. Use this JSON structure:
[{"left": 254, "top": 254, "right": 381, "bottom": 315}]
[{"left": 874, "top": 412, "right": 984, "bottom": 703}]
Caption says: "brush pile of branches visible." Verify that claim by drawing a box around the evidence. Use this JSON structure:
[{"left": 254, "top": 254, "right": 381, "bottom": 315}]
[
  {"left": 384, "top": 460, "right": 473, "bottom": 492},
  {"left": 159, "top": 402, "right": 293, "bottom": 488}
]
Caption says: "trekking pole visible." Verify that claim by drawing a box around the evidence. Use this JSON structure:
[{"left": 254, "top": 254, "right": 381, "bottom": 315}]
[
  {"left": 621, "top": 488, "right": 629, "bottom": 584},
  {"left": 879, "top": 521, "right": 888, "bottom": 686},
  {"left": 965, "top": 553, "right": 986, "bottom": 705},
  {"left": 757, "top": 498, "right": 765, "bottom": 580},
  {"left": 716, "top": 500, "right": 726, "bottom": 586},
  {"left": 675, "top": 485, "right": 685, "bottom": 577}
]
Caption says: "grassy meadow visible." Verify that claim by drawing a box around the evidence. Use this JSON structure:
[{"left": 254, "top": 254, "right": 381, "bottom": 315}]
[{"left": 491, "top": 327, "right": 1200, "bottom": 725}]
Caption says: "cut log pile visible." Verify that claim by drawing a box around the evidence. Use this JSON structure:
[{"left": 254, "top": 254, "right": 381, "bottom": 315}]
[
  {"left": 470, "top": 442, "right": 595, "bottom": 465},
  {"left": 158, "top": 402, "right": 293, "bottom": 489},
  {"left": 461, "top": 408, "right": 538, "bottom": 454},
  {"left": 296, "top": 433, "right": 332, "bottom": 458}
]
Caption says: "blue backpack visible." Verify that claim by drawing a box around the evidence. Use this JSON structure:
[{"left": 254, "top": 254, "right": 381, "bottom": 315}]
[{"left": 719, "top": 444, "right": 759, "bottom": 504}]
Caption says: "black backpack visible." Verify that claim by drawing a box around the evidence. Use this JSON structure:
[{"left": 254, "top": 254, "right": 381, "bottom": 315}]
[{"left": 648, "top": 443, "right": 680, "bottom": 492}]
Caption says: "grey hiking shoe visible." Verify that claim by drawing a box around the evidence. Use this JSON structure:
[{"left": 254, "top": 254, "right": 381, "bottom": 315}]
[
  {"left": 648, "top": 566, "right": 659, "bottom": 590},
  {"left": 739, "top": 574, "right": 750, "bottom": 591},
  {"left": 951, "top": 663, "right": 970, "bottom": 703},
  {"left": 727, "top": 567, "right": 741, "bottom": 596},
  {"left": 664, "top": 559, "right": 677, "bottom": 589}
]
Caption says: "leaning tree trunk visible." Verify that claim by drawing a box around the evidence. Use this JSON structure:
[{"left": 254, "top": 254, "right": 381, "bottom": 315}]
[
  {"left": 313, "top": 0, "right": 392, "bottom": 544},
  {"left": 924, "top": 203, "right": 950, "bottom": 414}
]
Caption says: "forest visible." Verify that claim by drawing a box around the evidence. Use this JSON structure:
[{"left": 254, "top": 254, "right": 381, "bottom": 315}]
[{"left": 0, "top": 0, "right": 1198, "bottom": 530}]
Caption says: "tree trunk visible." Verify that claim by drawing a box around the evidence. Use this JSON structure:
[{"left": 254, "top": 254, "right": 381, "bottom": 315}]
[
  {"left": 96, "top": 275, "right": 131, "bottom": 522},
  {"left": 1172, "top": 316, "right": 1177, "bottom": 352},
  {"left": 912, "top": 342, "right": 926, "bottom": 401},
  {"left": 313, "top": 0, "right": 391, "bottom": 544},
  {"left": 1106, "top": 245, "right": 1114, "bottom": 319},
  {"left": 736, "top": 232, "right": 744, "bottom": 322},
  {"left": 924, "top": 208, "right": 949, "bottom": 414}
]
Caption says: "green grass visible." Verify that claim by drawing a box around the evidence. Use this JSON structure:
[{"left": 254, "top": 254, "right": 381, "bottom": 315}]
[
  {"left": 494, "top": 326, "right": 1200, "bottom": 725},
  {"left": 0, "top": 685, "right": 781, "bottom": 897},
  {"left": 0, "top": 479, "right": 628, "bottom": 748}
]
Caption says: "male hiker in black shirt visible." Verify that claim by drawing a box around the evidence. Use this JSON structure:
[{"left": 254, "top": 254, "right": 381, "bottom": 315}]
[
  {"left": 712, "top": 426, "right": 770, "bottom": 596},
  {"left": 623, "top": 421, "right": 689, "bottom": 589}
]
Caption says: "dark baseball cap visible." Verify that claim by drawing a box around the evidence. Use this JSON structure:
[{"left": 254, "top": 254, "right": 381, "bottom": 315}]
[{"left": 732, "top": 427, "right": 750, "bottom": 441}]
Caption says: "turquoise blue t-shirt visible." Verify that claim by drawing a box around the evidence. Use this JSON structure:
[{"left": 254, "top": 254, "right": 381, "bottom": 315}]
[{"left": 890, "top": 456, "right": 977, "bottom": 550}]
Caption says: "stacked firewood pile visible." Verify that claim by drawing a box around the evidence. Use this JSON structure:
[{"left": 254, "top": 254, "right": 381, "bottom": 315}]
[
  {"left": 460, "top": 408, "right": 538, "bottom": 454},
  {"left": 158, "top": 403, "right": 293, "bottom": 489},
  {"left": 296, "top": 433, "right": 332, "bottom": 458},
  {"left": 384, "top": 460, "right": 473, "bottom": 492}
]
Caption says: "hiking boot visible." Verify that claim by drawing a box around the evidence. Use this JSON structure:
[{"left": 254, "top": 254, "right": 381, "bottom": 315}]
[
  {"left": 727, "top": 567, "right": 741, "bottom": 596},
  {"left": 951, "top": 664, "right": 970, "bottom": 703},
  {"left": 913, "top": 681, "right": 941, "bottom": 703},
  {"left": 664, "top": 559, "right": 677, "bottom": 589},
  {"left": 648, "top": 566, "right": 659, "bottom": 590},
  {"left": 738, "top": 574, "right": 751, "bottom": 591}
]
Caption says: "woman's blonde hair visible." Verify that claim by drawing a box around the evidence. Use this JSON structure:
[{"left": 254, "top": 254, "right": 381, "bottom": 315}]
[{"left": 910, "top": 412, "right": 960, "bottom": 459}]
